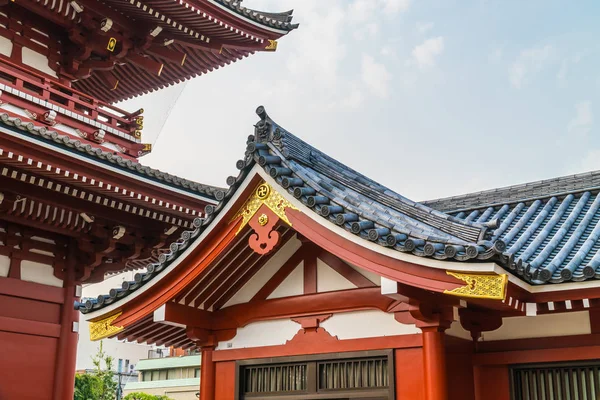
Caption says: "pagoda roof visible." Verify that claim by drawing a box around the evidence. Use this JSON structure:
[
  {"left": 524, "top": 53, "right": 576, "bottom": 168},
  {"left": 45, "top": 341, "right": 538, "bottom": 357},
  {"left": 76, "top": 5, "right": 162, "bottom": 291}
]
[
  {"left": 0, "top": 110, "right": 223, "bottom": 200},
  {"left": 12, "top": 0, "right": 297, "bottom": 103}
]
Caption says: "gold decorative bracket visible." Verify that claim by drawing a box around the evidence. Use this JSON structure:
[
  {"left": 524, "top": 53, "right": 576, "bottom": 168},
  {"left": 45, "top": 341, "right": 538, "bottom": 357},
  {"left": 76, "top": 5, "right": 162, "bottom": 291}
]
[
  {"left": 89, "top": 312, "right": 124, "bottom": 341},
  {"left": 265, "top": 40, "right": 278, "bottom": 51},
  {"left": 444, "top": 271, "right": 508, "bottom": 300},
  {"left": 232, "top": 182, "right": 298, "bottom": 234}
]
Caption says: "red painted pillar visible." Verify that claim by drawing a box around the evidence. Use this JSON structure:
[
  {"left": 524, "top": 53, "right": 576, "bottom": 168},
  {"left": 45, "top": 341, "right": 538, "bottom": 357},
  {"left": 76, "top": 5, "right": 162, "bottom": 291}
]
[
  {"left": 421, "top": 326, "right": 448, "bottom": 400},
  {"left": 200, "top": 346, "right": 216, "bottom": 400},
  {"left": 53, "top": 262, "right": 80, "bottom": 400}
]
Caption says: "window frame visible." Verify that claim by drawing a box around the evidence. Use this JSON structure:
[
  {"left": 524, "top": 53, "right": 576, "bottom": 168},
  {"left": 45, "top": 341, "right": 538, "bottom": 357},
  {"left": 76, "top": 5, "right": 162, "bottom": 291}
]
[
  {"left": 510, "top": 360, "right": 600, "bottom": 400},
  {"left": 235, "top": 350, "right": 395, "bottom": 400}
]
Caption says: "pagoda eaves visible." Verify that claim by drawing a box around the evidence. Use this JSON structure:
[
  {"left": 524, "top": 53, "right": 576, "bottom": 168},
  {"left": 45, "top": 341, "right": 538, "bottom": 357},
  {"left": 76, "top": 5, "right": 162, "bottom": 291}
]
[{"left": 3, "top": 0, "right": 297, "bottom": 103}]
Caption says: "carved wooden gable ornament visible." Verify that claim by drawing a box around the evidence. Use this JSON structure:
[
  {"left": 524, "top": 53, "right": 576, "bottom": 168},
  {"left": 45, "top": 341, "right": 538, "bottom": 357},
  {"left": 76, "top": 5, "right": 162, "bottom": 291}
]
[{"left": 232, "top": 182, "right": 298, "bottom": 254}]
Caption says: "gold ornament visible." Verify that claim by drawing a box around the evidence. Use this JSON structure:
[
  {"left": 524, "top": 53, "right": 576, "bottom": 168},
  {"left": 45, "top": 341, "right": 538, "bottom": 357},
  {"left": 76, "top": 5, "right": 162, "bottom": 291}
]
[
  {"left": 232, "top": 182, "right": 298, "bottom": 234},
  {"left": 444, "top": 271, "right": 507, "bottom": 300},
  {"left": 265, "top": 40, "right": 278, "bottom": 51},
  {"left": 89, "top": 312, "right": 124, "bottom": 341},
  {"left": 258, "top": 213, "right": 269, "bottom": 226},
  {"left": 107, "top": 37, "right": 117, "bottom": 52}
]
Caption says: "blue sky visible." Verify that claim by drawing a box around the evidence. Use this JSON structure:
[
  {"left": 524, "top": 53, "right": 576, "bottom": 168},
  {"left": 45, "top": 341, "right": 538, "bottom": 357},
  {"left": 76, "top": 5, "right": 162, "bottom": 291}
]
[{"left": 121, "top": 0, "right": 600, "bottom": 201}]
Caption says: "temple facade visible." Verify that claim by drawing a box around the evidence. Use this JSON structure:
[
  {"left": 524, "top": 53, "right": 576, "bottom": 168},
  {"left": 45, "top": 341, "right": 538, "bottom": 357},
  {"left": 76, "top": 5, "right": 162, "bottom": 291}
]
[
  {"left": 0, "top": 0, "right": 297, "bottom": 398},
  {"left": 80, "top": 106, "right": 600, "bottom": 400}
]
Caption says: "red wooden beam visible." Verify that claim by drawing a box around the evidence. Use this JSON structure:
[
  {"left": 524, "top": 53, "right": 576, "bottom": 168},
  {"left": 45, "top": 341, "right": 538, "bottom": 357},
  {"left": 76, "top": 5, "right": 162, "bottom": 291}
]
[
  {"left": 146, "top": 45, "right": 186, "bottom": 66},
  {"left": 0, "top": 315, "right": 61, "bottom": 338},
  {"left": 0, "top": 173, "right": 166, "bottom": 232},
  {"left": 211, "top": 230, "right": 295, "bottom": 310},
  {"left": 157, "top": 287, "right": 395, "bottom": 331},
  {"left": 0, "top": 277, "right": 64, "bottom": 304},
  {"left": 113, "top": 219, "right": 242, "bottom": 327}
]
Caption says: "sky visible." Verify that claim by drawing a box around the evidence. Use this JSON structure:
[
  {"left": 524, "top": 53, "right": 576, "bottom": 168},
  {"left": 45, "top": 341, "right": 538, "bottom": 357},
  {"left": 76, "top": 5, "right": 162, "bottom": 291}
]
[{"left": 119, "top": 0, "right": 600, "bottom": 201}]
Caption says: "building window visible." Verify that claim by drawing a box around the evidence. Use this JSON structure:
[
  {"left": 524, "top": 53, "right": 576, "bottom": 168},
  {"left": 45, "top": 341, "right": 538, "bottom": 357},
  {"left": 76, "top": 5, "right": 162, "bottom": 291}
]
[
  {"left": 125, "top": 360, "right": 130, "bottom": 373},
  {"left": 151, "top": 370, "right": 159, "bottom": 381},
  {"left": 195, "top": 368, "right": 201, "bottom": 378},
  {"left": 512, "top": 362, "right": 600, "bottom": 399},
  {"left": 238, "top": 351, "right": 393, "bottom": 399},
  {"left": 118, "top": 359, "right": 123, "bottom": 373}
]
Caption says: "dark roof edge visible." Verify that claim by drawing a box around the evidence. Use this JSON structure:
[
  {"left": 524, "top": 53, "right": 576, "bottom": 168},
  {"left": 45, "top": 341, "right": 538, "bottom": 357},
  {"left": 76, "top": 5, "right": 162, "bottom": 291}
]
[
  {"left": 0, "top": 114, "right": 224, "bottom": 200},
  {"left": 423, "top": 170, "right": 600, "bottom": 213}
]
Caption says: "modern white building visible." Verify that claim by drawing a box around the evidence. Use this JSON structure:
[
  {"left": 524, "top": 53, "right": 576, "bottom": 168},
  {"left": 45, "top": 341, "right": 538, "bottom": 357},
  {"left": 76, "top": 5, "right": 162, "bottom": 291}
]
[
  {"left": 124, "top": 355, "right": 201, "bottom": 400},
  {"left": 76, "top": 271, "right": 155, "bottom": 374}
]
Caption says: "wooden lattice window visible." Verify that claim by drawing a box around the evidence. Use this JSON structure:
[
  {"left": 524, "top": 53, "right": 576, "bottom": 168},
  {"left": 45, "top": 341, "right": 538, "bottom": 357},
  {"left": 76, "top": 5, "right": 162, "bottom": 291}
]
[
  {"left": 512, "top": 362, "right": 600, "bottom": 400},
  {"left": 237, "top": 351, "right": 394, "bottom": 399}
]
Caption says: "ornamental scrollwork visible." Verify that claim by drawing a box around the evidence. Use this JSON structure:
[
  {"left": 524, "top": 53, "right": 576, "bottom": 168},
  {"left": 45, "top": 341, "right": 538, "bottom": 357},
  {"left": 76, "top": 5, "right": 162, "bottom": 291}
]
[
  {"left": 89, "top": 312, "right": 124, "bottom": 341},
  {"left": 443, "top": 271, "right": 507, "bottom": 300}
]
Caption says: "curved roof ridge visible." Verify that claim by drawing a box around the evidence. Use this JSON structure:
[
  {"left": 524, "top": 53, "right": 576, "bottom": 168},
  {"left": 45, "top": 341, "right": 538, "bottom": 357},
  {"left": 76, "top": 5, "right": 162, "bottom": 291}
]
[
  {"left": 259, "top": 107, "right": 491, "bottom": 245},
  {"left": 423, "top": 170, "right": 600, "bottom": 213}
]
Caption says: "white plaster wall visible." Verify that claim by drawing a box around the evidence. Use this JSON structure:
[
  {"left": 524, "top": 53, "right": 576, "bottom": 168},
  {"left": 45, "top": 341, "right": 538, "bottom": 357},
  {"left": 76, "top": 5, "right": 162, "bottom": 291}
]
[
  {"left": 20, "top": 260, "right": 63, "bottom": 287},
  {"left": 22, "top": 47, "right": 57, "bottom": 78},
  {"left": 320, "top": 310, "right": 420, "bottom": 340},
  {"left": 0, "top": 255, "right": 9, "bottom": 277},
  {"left": 216, "top": 319, "right": 300, "bottom": 350},
  {"left": 0, "top": 103, "right": 30, "bottom": 117},
  {"left": 317, "top": 258, "right": 356, "bottom": 292},
  {"left": 268, "top": 262, "right": 303, "bottom": 299},
  {"left": 77, "top": 271, "right": 154, "bottom": 371},
  {"left": 0, "top": 35, "right": 12, "bottom": 57},
  {"left": 346, "top": 261, "right": 381, "bottom": 286},
  {"left": 224, "top": 236, "right": 302, "bottom": 307},
  {"left": 481, "top": 311, "right": 591, "bottom": 341}
]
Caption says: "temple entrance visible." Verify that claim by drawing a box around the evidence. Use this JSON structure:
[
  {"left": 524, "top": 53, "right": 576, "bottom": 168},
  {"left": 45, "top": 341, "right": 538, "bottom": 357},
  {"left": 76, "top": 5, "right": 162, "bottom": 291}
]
[{"left": 237, "top": 351, "right": 394, "bottom": 400}]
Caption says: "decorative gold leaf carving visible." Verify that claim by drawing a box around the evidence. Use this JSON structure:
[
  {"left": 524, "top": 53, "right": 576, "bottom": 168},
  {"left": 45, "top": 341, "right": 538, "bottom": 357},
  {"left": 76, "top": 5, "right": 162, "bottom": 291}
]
[
  {"left": 444, "top": 271, "right": 507, "bottom": 300},
  {"left": 89, "top": 312, "right": 124, "bottom": 341},
  {"left": 232, "top": 182, "right": 298, "bottom": 234},
  {"left": 265, "top": 40, "right": 278, "bottom": 51}
]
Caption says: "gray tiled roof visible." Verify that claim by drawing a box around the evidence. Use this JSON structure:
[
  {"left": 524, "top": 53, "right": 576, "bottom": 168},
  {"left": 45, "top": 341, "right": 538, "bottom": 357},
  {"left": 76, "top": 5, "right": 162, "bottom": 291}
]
[
  {"left": 0, "top": 113, "right": 223, "bottom": 199},
  {"left": 215, "top": 0, "right": 299, "bottom": 31},
  {"left": 422, "top": 171, "right": 600, "bottom": 213},
  {"left": 76, "top": 106, "right": 506, "bottom": 314},
  {"left": 76, "top": 106, "right": 600, "bottom": 315},
  {"left": 424, "top": 172, "right": 600, "bottom": 283}
]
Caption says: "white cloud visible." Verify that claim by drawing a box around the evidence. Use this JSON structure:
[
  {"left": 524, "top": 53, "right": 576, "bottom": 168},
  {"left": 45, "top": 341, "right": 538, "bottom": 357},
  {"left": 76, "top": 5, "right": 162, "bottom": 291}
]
[
  {"left": 567, "top": 101, "right": 593, "bottom": 137},
  {"left": 577, "top": 149, "right": 600, "bottom": 173},
  {"left": 416, "top": 22, "right": 434, "bottom": 34},
  {"left": 383, "top": 0, "right": 411, "bottom": 14},
  {"left": 339, "top": 86, "right": 364, "bottom": 109},
  {"left": 361, "top": 55, "right": 392, "bottom": 97},
  {"left": 557, "top": 60, "right": 568, "bottom": 87},
  {"left": 411, "top": 37, "right": 445, "bottom": 68},
  {"left": 488, "top": 48, "right": 503, "bottom": 63},
  {"left": 347, "top": 0, "right": 378, "bottom": 22},
  {"left": 509, "top": 45, "right": 553, "bottom": 89}
]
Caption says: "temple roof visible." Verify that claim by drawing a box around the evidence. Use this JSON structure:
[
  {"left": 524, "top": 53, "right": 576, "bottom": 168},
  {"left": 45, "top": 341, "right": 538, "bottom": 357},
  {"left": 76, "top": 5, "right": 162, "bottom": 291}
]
[
  {"left": 0, "top": 110, "right": 223, "bottom": 199},
  {"left": 424, "top": 172, "right": 600, "bottom": 284},
  {"left": 76, "top": 107, "right": 600, "bottom": 314},
  {"left": 12, "top": 0, "right": 298, "bottom": 103}
]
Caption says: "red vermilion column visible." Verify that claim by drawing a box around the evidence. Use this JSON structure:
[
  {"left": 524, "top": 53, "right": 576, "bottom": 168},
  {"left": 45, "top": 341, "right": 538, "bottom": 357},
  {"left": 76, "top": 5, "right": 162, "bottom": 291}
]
[
  {"left": 200, "top": 346, "right": 216, "bottom": 400},
  {"left": 421, "top": 326, "right": 448, "bottom": 400},
  {"left": 53, "top": 257, "right": 80, "bottom": 400}
]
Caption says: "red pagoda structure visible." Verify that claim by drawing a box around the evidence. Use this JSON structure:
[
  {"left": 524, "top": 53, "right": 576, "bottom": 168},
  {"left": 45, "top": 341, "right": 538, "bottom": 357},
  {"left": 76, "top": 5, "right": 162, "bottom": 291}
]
[{"left": 0, "top": 1, "right": 297, "bottom": 399}]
